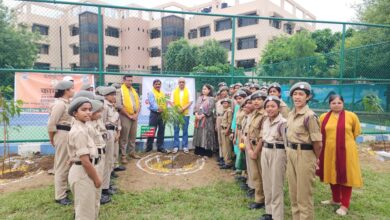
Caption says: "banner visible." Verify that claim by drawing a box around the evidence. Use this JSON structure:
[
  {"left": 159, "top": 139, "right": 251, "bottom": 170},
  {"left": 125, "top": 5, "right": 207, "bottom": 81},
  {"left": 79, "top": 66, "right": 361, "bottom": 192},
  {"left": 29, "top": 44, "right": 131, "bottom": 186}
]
[
  {"left": 140, "top": 77, "right": 196, "bottom": 116},
  {"left": 15, "top": 72, "right": 94, "bottom": 112}
]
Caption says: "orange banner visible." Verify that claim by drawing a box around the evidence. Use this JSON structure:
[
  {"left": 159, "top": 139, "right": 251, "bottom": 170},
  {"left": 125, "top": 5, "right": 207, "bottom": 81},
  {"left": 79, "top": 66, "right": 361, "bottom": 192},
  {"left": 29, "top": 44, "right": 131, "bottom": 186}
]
[{"left": 15, "top": 72, "right": 94, "bottom": 111}]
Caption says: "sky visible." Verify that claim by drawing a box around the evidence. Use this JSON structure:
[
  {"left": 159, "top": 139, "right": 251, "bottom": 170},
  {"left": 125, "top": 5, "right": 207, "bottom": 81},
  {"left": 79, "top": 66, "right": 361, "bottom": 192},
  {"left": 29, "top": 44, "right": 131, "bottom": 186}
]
[{"left": 4, "top": 0, "right": 363, "bottom": 30}]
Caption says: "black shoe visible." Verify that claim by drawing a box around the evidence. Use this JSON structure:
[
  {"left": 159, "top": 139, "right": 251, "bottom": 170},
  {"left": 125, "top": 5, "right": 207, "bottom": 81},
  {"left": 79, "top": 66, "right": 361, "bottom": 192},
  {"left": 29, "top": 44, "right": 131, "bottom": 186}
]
[
  {"left": 100, "top": 194, "right": 111, "bottom": 205},
  {"left": 114, "top": 165, "right": 126, "bottom": 172},
  {"left": 235, "top": 176, "right": 247, "bottom": 182},
  {"left": 246, "top": 188, "right": 255, "bottom": 198},
  {"left": 259, "top": 214, "right": 273, "bottom": 220},
  {"left": 102, "top": 188, "right": 116, "bottom": 196},
  {"left": 249, "top": 202, "right": 265, "bottom": 209},
  {"left": 145, "top": 147, "right": 153, "bottom": 153},
  {"left": 111, "top": 171, "right": 118, "bottom": 179},
  {"left": 157, "top": 148, "right": 169, "bottom": 154},
  {"left": 55, "top": 198, "right": 72, "bottom": 206},
  {"left": 239, "top": 182, "right": 249, "bottom": 191},
  {"left": 109, "top": 185, "right": 118, "bottom": 194},
  {"left": 220, "top": 164, "right": 233, "bottom": 169}
]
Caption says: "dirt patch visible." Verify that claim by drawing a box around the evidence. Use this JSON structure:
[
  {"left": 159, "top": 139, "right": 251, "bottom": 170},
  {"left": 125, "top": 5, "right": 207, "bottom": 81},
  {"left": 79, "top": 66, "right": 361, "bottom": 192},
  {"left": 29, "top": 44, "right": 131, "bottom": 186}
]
[
  {"left": 118, "top": 152, "right": 234, "bottom": 192},
  {"left": 359, "top": 144, "right": 390, "bottom": 173},
  {"left": 1, "top": 155, "right": 54, "bottom": 180}
]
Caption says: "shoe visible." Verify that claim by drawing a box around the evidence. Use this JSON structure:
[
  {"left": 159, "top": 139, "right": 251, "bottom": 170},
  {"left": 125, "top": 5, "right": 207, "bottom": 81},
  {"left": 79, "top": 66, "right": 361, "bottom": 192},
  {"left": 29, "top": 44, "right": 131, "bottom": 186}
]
[
  {"left": 102, "top": 188, "right": 116, "bottom": 196},
  {"left": 259, "top": 214, "right": 273, "bottom": 220},
  {"left": 321, "top": 200, "right": 341, "bottom": 206},
  {"left": 336, "top": 206, "right": 348, "bottom": 216},
  {"left": 109, "top": 185, "right": 117, "bottom": 194},
  {"left": 129, "top": 152, "right": 141, "bottom": 159},
  {"left": 55, "top": 198, "right": 72, "bottom": 206},
  {"left": 235, "top": 175, "right": 247, "bottom": 182},
  {"left": 239, "top": 182, "right": 249, "bottom": 191},
  {"left": 111, "top": 171, "right": 118, "bottom": 179},
  {"left": 249, "top": 202, "right": 265, "bottom": 209},
  {"left": 218, "top": 161, "right": 225, "bottom": 166},
  {"left": 183, "top": 148, "right": 189, "bottom": 153},
  {"left": 114, "top": 165, "right": 126, "bottom": 172},
  {"left": 109, "top": 184, "right": 118, "bottom": 191},
  {"left": 246, "top": 188, "right": 255, "bottom": 198},
  {"left": 220, "top": 164, "right": 233, "bottom": 169},
  {"left": 121, "top": 156, "right": 128, "bottom": 164},
  {"left": 158, "top": 148, "right": 170, "bottom": 154},
  {"left": 145, "top": 147, "right": 153, "bottom": 153},
  {"left": 100, "top": 194, "right": 111, "bottom": 205},
  {"left": 172, "top": 147, "right": 179, "bottom": 154}
]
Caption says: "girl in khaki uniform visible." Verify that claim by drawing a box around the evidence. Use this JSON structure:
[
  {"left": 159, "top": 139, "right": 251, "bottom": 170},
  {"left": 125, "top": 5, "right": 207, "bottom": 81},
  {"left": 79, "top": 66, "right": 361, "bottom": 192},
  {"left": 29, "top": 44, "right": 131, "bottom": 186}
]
[
  {"left": 48, "top": 80, "right": 74, "bottom": 205},
  {"left": 260, "top": 96, "right": 287, "bottom": 220},
  {"left": 268, "top": 82, "right": 290, "bottom": 118},
  {"left": 68, "top": 97, "right": 102, "bottom": 220},
  {"left": 219, "top": 98, "right": 233, "bottom": 169},
  {"left": 286, "top": 82, "right": 322, "bottom": 220},
  {"left": 246, "top": 91, "right": 267, "bottom": 210}
]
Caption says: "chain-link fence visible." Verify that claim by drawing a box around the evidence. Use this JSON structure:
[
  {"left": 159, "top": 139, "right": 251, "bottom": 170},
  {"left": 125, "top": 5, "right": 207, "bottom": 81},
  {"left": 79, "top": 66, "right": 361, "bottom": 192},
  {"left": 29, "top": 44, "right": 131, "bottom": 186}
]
[{"left": 1, "top": 0, "right": 390, "bottom": 144}]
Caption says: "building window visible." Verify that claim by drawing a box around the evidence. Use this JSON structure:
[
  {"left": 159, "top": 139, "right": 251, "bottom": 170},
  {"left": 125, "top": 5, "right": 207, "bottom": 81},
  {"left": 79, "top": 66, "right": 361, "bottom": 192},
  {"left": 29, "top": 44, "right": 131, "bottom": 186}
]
[
  {"left": 238, "top": 12, "right": 258, "bottom": 27},
  {"left": 106, "top": 64, "right": 120, "bottom": 72},
  {"left": 283, "top": 23, "right": 294, "bottom": 34},
  {"left": 150, "top": 65, "right": 161, "bottom": 74},
  {"left": 105, "top": 26, "right": 120, "bottom": 38},
  {"left": 150, "top": 47, "right": 161, "bottom": 57},
  {"left": 150, "top": 29, "right": 161, "bottom": 39},
  {"left": 70, "top": 63, "right": 79, "bottom": 70},
  {"left": 188, "top": 29, "right": 197, "bottom": 39},
  {"left": 237, "top": 59, "right": 256, "bottom": 69},
  {"left": 199, "top": 26, "right": 210, "bottom": 37},
  {"left": 106, "top": 46, "right": 119, "bottom": 56},
  {"left": 37, "top": 44, "right": 49, "bottom": 54},
  {"left": 71, "top": 44, "right": 79, "bottom": 55},
  {"left": 70, "top": 25, "right": 79, "bottom": 36},
  {"left": 32, "top": 24, "right": 49, "bottom": 35},
  {"left": 237, "top": 36, "right": 257, "bottom": 50},
  {"left": 33, "top": 62, "right": 50, "bottom": 70},
  {"left": 219, "top": 40, "right": 231, "bottom": 51},
  {"left": 215, "top": 18, "right": 232, "bottom": 31},
  {"left": 269, "top": 15, "right": 282, "bottom": 29}
]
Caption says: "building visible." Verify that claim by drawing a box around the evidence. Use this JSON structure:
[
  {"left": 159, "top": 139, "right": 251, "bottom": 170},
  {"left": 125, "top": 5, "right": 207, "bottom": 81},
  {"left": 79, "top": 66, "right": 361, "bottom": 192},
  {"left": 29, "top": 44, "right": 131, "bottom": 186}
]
[{"left": 14, "top": 0, "right": 315, "bottom": 75}]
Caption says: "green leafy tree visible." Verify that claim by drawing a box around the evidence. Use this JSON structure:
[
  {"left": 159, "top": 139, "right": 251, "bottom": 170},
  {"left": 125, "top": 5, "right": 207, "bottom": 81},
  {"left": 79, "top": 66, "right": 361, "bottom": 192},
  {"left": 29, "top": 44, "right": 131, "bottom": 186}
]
[
  {"left": 197, "top": 39, "right": 228, "bottom": 66},
  {"left": 164, "top": 38, "right": 199, "bottom": 72},
  {"left": 0, "top": 1, "right": 40, "bottom": 87}
]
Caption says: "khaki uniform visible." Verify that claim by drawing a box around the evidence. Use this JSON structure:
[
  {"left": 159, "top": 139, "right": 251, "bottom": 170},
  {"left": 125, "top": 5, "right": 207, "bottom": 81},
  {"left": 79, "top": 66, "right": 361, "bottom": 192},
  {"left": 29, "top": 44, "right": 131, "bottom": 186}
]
[
  {"left": 286, "top": 105, "right": 322, "bottom": 220},
  {"left": 247, "top": 109, "right": 266, "bottom": 204},
  {"left": 242, "top": 112, "right": 254, "bottom": 189},
  {"left": 215, "top": 99, "right": 225, "bottom": 158},
  {"left": 68, "top": 120, "right": 100, "bottom": 220},
  {"left": 102, "top": 100, "right": 121, "bottom": 190},
  {"left": 87, "top": 120, "right": 106, "bottom": 219},
  {"left": 116, "top": 88, "right": 139, "bottom": 157},
  {"left": 220, "top": 107, "right": 233, "bottom": 165},
  {"left": 47, "top": 98, "right": 72, "bottom": 200},
  {"left": 261, "top": 114, "right": 287, "bottom": 220},
  {"left": 235, "top": 109, "right": 246, "bottom": 150},
  {"left": 280, "top": 100, "right": 290, "bottom": 119}
]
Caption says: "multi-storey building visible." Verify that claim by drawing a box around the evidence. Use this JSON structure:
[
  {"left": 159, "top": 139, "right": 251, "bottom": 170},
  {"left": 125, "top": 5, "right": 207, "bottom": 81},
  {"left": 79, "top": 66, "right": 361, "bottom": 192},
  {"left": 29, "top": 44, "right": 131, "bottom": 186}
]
[{"left": 14, "top": 0, "right": 315, "bottom": 74}]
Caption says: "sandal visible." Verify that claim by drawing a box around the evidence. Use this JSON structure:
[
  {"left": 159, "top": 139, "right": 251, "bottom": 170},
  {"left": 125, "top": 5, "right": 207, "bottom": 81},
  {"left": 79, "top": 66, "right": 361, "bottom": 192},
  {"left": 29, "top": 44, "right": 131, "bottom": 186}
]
[
  {"left": 336, "top": 206, "right": 348, "bottom": 216},
  {"left": 321, "top": 200, "right": 341, "bottom": 206}
]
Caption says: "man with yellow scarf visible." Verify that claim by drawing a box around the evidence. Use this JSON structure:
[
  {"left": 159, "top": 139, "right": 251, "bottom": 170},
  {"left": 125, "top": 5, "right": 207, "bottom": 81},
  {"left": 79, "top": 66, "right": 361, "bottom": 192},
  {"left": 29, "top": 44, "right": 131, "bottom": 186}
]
[
  {"left": 146, "top": 79, "right": 169, "bottom": 154},
  {"left": 170, "top": 78, "right": 193, "bottom": 154},
  {"left": 116, "top": 75, "right": 141, "bottom": 164}
]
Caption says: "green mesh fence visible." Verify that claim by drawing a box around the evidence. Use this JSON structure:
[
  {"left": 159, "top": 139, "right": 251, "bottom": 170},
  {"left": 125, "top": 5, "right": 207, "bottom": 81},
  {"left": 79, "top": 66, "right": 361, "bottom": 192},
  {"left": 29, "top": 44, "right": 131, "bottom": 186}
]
[{"left": 1, "top": 0, "right": 390, "bottom": 144}]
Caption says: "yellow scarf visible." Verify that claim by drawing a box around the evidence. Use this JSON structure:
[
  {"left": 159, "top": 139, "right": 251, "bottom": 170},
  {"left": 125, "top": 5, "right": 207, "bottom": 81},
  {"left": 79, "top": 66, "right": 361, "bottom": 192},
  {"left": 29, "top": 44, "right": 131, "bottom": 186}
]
[
  {"left": 152, "top": 88, "right": 166, "bottom": 110},
  {"left": 173, "top": 87, "right": 190, "bottom": 115},
  {"left": 121, "top": 84, "right": 140, "bottom": 115}
]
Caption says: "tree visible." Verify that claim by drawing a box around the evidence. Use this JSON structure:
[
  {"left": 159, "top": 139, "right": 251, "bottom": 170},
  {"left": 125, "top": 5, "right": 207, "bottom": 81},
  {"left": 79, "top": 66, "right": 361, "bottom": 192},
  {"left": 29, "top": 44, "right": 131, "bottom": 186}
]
[
  {"left": 164, "top": 38, "right": 199, "bottom": 72},
  {"left": 197, "top": 39, "right": 228, "bottom": 66},
  {"left": 0, "top": 1, "right": 40, "bottom": 87}
]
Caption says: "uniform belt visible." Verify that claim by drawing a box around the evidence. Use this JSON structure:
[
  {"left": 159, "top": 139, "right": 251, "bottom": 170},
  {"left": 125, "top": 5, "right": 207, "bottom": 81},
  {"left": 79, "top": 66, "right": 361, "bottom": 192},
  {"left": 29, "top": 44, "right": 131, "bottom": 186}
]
[
  {"left": 263, "top": 142, "right": 285, "bottom": 149},
  {"left": 289, "top": 143, "right": 313, "bottom": 150},
  {"left": 56, "top": 125, "right": 71, "bottom": 131},
  {"left": 105, "top": 125, "right": 117, "bottom": 130},
  {"left": 74, "top": 157, "right": 100, "bottom": 165},
  {"left": 217, "top": 113, "right": 223, "bottom": 117},
  {"left": 221, "top": 126, "right": 228, "bottom": 129},
  {"left": 98, "top": 148, "right": 106, "bottom": 155}
]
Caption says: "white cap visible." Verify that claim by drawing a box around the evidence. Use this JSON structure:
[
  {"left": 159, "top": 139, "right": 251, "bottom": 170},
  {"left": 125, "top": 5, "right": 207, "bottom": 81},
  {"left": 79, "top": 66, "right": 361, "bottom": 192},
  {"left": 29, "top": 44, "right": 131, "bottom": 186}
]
[{"left": 63, "top": 76, "right": 74, "bottom": 81}]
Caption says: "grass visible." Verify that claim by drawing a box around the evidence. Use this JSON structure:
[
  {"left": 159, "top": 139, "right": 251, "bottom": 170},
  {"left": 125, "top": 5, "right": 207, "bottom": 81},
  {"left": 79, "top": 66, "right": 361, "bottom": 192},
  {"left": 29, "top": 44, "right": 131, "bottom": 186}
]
[{"left": 1, "top": 166, "right": 390, "bottom": 220}]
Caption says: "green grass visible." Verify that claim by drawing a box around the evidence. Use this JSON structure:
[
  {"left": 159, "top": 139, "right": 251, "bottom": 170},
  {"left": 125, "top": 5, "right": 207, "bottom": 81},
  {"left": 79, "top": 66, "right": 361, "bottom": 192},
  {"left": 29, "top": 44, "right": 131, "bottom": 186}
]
[{"left": 1, "top": 167, "right": 390, "bottom": 219}]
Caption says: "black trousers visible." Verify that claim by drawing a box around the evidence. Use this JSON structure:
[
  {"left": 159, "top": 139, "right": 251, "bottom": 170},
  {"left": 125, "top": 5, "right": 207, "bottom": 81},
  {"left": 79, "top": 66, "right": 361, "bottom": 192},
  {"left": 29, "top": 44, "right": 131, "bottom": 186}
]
[{"left": 146, "top": 111, "right": 165, "bottom": 150}]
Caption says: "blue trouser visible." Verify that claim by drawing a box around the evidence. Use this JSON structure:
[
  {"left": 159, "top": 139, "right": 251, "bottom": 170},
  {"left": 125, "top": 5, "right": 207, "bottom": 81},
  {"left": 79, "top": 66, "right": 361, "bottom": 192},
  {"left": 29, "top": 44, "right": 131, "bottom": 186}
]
[
  {"left": 173, "top": 116, "right": 190, "bottom": 149},
  {"left": 146, "top": 111, "right": 165, "bottom": 150}
]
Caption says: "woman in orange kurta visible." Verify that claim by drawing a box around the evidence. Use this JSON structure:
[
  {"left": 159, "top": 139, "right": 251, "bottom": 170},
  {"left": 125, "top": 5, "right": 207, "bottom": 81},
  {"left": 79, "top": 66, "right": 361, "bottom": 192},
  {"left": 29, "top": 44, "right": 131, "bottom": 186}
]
[{"left": 317, "top": 95, "right": 362, "bottom": 216}]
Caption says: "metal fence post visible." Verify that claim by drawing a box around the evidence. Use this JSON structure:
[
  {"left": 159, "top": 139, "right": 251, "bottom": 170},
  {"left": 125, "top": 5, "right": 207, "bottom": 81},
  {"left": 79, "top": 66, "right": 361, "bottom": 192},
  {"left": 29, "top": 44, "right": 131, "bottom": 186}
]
[
  {"left": 351, "top": 48, "right": 358, "bottom": 111},
  {"left": 98, "top": 6, "right": 104, "bottom": 86},
  {"left": 230, "top": 17, "right": 236, "bottom": 85},
  {"left": 339, "top": 24, "right": 346, "bottom": 79}
]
